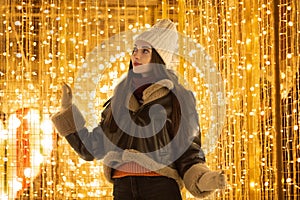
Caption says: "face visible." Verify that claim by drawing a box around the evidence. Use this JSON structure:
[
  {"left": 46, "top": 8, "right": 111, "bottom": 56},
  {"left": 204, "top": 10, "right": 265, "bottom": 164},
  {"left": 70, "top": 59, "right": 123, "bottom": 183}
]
[{"left": 131, "top": 40, "right": 152, "bottom": 75}]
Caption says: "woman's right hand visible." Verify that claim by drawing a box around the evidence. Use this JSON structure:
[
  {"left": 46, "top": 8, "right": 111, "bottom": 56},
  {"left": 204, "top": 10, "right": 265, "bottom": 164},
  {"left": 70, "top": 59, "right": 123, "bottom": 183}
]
[{"left": 61, "top": 82, "right": 72, "bottom": 109}]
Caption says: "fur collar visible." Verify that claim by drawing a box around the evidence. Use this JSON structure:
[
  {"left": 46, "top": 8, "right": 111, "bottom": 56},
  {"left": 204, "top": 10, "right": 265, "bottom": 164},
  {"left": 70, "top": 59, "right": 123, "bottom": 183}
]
[{"left": 127, "top": 79, "right": 174, "bottom": 112}]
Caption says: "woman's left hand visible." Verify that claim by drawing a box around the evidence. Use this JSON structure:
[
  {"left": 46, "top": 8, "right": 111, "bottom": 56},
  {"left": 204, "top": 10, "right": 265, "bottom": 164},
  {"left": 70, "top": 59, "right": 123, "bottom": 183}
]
[
  {"left": 61, "top": 82, "right": 72, "bottom": 109},
  {"left": 197, "top": 170, "right": 226, "bottom": 191}
]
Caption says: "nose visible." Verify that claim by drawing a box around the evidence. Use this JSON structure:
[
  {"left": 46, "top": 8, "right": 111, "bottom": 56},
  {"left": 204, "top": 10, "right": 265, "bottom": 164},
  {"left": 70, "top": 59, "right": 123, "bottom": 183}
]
[
  {"left": 134, "top": 53, "right": 140, "bottom": 60},
  {"left": 133, "top": 49, "right": 141, "bottom": 59}
]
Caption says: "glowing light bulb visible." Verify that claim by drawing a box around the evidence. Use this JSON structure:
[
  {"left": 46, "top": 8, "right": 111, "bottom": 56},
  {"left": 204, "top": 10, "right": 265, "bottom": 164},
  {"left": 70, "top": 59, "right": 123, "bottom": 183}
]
[
  {"left": 41, "top": 119, "right": 53, "bottom": 134},
  {"left": 24, "top": 168, "right": 32, "bottom": 178},
  {"left": 8, "top": 114, "right": 21, "bottom": 129}
]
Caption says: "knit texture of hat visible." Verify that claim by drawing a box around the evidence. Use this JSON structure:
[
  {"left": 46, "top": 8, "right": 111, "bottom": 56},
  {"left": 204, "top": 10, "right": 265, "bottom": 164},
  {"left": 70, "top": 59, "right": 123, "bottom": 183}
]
[{"left": 134, "top": 19, "right": 178, "bottom": 66}]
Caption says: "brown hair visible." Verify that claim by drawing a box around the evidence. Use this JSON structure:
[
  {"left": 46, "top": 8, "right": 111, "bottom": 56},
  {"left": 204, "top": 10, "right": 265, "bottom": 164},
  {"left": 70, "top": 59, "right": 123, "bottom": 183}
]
[{"left": 102, "top": 48, "right": 195, "bottom": 137}]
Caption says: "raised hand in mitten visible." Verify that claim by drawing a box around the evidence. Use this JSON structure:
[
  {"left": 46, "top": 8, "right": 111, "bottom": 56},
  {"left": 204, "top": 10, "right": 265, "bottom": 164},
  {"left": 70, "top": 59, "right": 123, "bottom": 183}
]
[
  {"left": 52, "top": 82, "right": 86, "bottom": 136},
  {"left": 61, "top": 82, "right": 72, "bottom": 110},
  {"left": 197, "top": 170, "right": 226, "bottom": 192}
]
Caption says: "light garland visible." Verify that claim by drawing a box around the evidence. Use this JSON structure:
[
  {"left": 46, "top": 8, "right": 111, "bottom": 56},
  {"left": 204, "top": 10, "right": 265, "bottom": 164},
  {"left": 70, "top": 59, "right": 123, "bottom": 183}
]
[{"left": 0, "top": 0, "right": 299, "bottom": 199}]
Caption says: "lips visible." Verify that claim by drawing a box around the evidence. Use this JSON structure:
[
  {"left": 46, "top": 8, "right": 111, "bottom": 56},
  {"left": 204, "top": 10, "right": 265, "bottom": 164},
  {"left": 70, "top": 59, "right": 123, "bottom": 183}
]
[{"left": 133, "top": 62, "right": 142, "bottom": 67}]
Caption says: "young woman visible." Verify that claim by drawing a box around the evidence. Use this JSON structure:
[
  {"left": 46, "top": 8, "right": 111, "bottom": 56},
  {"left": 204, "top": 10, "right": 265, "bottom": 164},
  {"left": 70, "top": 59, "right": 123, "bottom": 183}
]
[{"left": 51, "top": 19, "right": 226, "bottom": 200}]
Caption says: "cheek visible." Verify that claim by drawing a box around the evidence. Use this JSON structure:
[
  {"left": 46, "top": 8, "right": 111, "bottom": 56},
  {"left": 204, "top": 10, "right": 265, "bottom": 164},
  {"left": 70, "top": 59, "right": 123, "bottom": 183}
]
[{"left": 144, "top": 55, "right": 152, "bottom": 63}]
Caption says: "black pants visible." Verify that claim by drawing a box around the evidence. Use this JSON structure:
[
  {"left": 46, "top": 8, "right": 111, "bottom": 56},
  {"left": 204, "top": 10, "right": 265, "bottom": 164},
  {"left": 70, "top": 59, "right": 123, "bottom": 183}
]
[{"left": 113, "top": 176, "right": 182, "bottom": 200}]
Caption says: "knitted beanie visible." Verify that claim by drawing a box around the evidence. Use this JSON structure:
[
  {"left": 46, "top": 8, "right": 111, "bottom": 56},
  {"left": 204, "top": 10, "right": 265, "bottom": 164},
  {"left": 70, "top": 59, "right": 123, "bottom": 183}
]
[{"left": 134, "top": 19, "right": 178, "bottom": 66}]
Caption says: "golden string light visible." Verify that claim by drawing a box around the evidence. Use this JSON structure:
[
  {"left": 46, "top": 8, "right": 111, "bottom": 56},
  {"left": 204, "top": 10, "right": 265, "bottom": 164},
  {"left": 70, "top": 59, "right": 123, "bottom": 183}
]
[{"left": 0, "top": 0, "right": 299, "bottom": 199}]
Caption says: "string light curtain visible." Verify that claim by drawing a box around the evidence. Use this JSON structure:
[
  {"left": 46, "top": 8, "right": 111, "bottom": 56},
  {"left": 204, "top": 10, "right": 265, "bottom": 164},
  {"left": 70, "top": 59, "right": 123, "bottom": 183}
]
[{"left": 0, "top": 0, "right": 299, "bottom": 199}]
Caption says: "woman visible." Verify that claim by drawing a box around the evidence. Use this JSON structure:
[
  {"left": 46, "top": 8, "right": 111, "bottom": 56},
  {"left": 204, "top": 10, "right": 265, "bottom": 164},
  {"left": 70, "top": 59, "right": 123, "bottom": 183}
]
[{"left": 51, "top": 19, "right": 226, "bottom": 200}]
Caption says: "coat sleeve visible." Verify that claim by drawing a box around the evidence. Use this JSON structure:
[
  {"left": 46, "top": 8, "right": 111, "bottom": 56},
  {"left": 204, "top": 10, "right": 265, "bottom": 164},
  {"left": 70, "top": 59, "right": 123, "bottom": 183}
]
[
  {"left": 65, "top": 125, "right": 105, "bottom": 161},
  {"left": 174, "top": 91, "right": 214, "bottom": 198},
  {"left": 51, "top": 104, "right": 109, "bottom": 161},
  {"left": 174, "top": 134, "right": 206, "bottom": 177},
  {"left": 174, "top": 133, "right": 214, "bottom": 198},
  {"left": 173, "top": 91, "right": 206, "bottom": 176},
  {"left": 65, "top": 130, "right": 95, "bottom": 161}
]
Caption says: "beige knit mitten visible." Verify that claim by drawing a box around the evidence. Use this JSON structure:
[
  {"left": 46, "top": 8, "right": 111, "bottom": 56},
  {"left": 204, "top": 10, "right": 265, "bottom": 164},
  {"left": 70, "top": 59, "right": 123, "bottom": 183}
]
[
  {"left": 51, "top": 83, "right": 86, "bottom": 137},
  {"left": 61, "top": 82, "right": 72, "bottom": 109},
  {"left": 197, "top": 170, "right": 226, "bottom": 191}
]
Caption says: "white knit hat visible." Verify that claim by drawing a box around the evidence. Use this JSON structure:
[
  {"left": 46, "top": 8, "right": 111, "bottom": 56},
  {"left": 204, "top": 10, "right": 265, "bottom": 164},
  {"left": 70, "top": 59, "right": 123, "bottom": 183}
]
[{"left": 134, "top": 19, "right": 178, "bottom": 66}]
